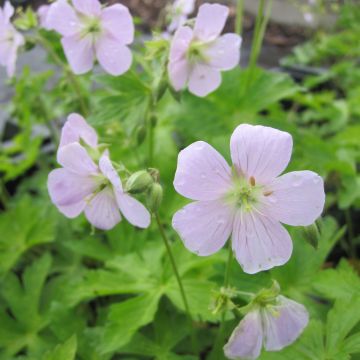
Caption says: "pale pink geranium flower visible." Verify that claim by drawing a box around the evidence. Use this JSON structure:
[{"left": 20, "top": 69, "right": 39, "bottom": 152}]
[
  {"left": 0, "top": 2, "right": 24, "bottom": 77},
  {"left": 47, "top": 113, "right": 151, "bottom": 230},
  {"left": 224, "top": 295, "right": 309, "bottom": 359},
  {"left": 172, "top": 124, "right": 325, "bottom": 274},
  {"left": 167, "top": 0, "right": 195, "bottom": 33},
  {"left": 47, "top": 0, "right": 134, "bottom": 76},
  {"left": 168, "top": 3, "right": 241, "bottom": 97},
  {"left": 37, "top": 3, "right": 54, "bottom": 31}
]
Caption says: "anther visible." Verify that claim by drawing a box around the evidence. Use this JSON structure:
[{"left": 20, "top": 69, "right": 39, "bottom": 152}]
[
  {"left": 263, "top": 190, "right": 273, "bottom": 196},
  {"left": 249, "top": 176, "right": 256, "bottom": 186}
]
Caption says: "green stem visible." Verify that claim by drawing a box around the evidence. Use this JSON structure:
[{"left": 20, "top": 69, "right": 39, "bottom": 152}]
[
  {"left": 36, "top": 33, "right": 89, "bottom": 116},
  {"left": 154, "top": 212, "right": 196, "bottom": 351},
  {"left": 0, "top": 180, "right": 10, "bottom": 210},
  {"left": 210, "top": 248, "right": 233, "bottom": 359},
  {"left": 345, "top": 208, "right": 356, "bottom": 258},
  {"left": 147, "top": 101, "right": 155, "bottom": 167},
  {"left": 246, "top": 0, "right": 273, "bottom": 90},
  {"left": 235, "top": 0, "right": 245, "bottom": 36}
]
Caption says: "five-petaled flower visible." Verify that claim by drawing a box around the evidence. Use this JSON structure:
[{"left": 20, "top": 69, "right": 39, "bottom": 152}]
[
  {"left": 167, "top": 0, "right": 195, "bottom": 33},
  {"left": 172, "top": 124, "right": 325, "bottom": 274},
  {"left": 0, "top": 1, "right": 24, "bottom": 77},
  {"left": 47, "top": 113, "right": 151, "bottom": 230},
  {"left": 168, "top": 3, "right": 241, "bottom": 97},
  {"left": 47, "top": 0, "right": 134, "bottom": 76},
  {"left": 224, "top": 295, "right": 309, "bottom": 359}
]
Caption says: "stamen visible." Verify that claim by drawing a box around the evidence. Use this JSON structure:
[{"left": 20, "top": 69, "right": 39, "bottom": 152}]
[
  {"left": 249, "top": 176, "right": 256, "bottom": 186},
  {"left": 263, "top": 190, "right": 273, "bottom": 196}
]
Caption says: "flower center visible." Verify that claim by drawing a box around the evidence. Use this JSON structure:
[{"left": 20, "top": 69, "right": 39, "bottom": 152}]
[
  {"left": 225, "top": 176, "right": 262, "bottom": 212},
  {"left": 80, "top": 16, "right": 102, "bottom": 38},
  {"left": 187, "top": 41, "right": 209, "bottom": 64}
]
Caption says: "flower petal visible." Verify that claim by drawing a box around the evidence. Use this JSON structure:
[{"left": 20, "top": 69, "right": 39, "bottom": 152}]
[
  {"left": 174, "top": 141, "right": 232, "bottom": 201},
  {"left": 188, "top": 64, "right": 221, "bottom": 97},
  {"left": 48, "top": 0, "right": 82, "bottom": 37},
  {"left": 116, "top": 193, "right": 151, "bottom": 229},
  {"left": 84, "top": 188, "right": 121, "bottom": 230},
  {"left": 169, "top": 26, "right": 193, "bottom": 62},
  {"left": 99, "top": 151, "right": 123, "bottom": 192},
  {"left": 205, "top": 33, "right": 241, "bottom": 70},
  {"left": 48, "top": 168, "right": 97, "bottom": 207},
  {"left": 101, "top": 4, "right": 134, "bottom": 44},
  {"left": 59, "top": 113, "right": 98, "bottom": 148},
  {"left": 57, "top": 142, "right": 98, "bottom": 176},
  {"left": 230, "top": 124, "right": 293, "bottom": 184},
  {"left": 172, "top": 200, "right": 233, "bottom": 256},
  {"left": 232, "top": 211, "right": 292, "bottom": 274},
  {"left": 168, "top": 59, "right": 190, "bottom": 91},
  {"left": 193, "top": 3, "right": 229, "bottom": 42},
  {"left": 224, "top": 310, "right": 263, "bottom": 360},
  {"left": 62, "top": 34, "right": 94, "bottom": 74},
  {"left": 95, "top": 36, "right": 132, "bottom": 76},
  {"left": 58, "top": 200, "right": 86, "bottom": 218},
  {"left": 263, "top": 296, "right": 309, "bottom": 351},
  {"left": 72, "top": 0, "right": 101, "bottom": 16},
  {"left": 3, "top": 1, "right": 14, "bottom": 23},
  {"left": 263, "top": 171, "right": 325, "bottom": 226}
]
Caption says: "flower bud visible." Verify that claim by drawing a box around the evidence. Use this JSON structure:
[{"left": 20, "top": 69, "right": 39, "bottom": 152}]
[
  {"left": 136, "top": 125, "right": 147, "bottom": 145},
  {"left": 148, "top": 183, "right": 163, "bottom": 212},
  {"left": 301, "top": 222, "right": 320, "bottom": 249},
  {"left": 125, "top": 170, "right": 153, "bottom": 194}
]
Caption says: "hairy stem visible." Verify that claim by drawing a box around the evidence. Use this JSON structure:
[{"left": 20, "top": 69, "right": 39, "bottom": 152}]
[
  {"left": 210, "top": 248, "right": 233, "bottom": 359},
  {"left": 36, "top": 33, "right": 89, "bottom": 116},
  {"left": 154, "top": 212, "right": 196, "bottom": 351}
]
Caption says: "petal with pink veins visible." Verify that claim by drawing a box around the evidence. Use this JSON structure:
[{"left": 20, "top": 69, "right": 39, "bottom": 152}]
[
  {"left": 57, "top": 143, "right": 98, "bottom": 176},
  {"left": 62, "top": 34, "right": 94, "bottom": 74},
  {"left": 188, "top": 64, "right": 221, "bottom": 97},
  {"left": 95, "top": 36, "right": 132, "bottom": 76},
  {"left": 174, "top": 141, "right": 232, "bottom": 201},
  {"left": 116, "top": 193, "right": 151, "bottom": 228},
  {"left": 172, "top": 200, "right": 234, "bottom": 256},
  {"left": 99, "top": 151, "right": 123, "bottom": 192},
  {"left": 59, "top": 113, "right": 98, "bottom": 148},
  {"left": 58, "top": 200, "right": 86, "bottom": 218},
  {"left": 168, "top": 59, "right": 190, "bottom": 91},
  {"left": 205, "top": 33, "right": 241, "bottom": 70},
  {"left": 224, "top": 310, "right": 263, "bottom": 360},
  {"left": 48, "top": 168, "right": 98, "bottom": 207},
  {"left": 193, "top": 3, "right": 229, "bottom": 42},
  {"left": 263, "top": 170, "right": 325, "bottom": 226},
  {"left": 169, "top": 26, "right": 193, "bottom": 62},
  {"left": 232, "top": 211, "right": 292, "bottom": 274},
  {"left": 263, "top": 296, "right": 309, "bottom": 351},
  {"left": 101, "top": 4, "right": 134, "bottom": 44},
  {"left": 230, "top": 124, "right": 293, "bottom": 184},
  {"left": 72, "top": 0, "right": 101, "bottom": 16},
  {"left": 48, "top": 0, "right": 82, "bottom": 37},
  {"left": 85, "top": 188, "right": 121, "bottom": 230}
]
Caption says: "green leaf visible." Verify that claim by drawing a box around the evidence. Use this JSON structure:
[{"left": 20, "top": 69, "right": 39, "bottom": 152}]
[
  {"left": 99, "top": 292, "right": 161, "bottom": 354},
  {"left": 0, "top": 196, "right": 56, "bottom": 276},
  {"left": 42, "top": 336, "right": 77, "bottom": 360},
  {"left": 326, "top": 297, "right": 360, "bottom": 353}
]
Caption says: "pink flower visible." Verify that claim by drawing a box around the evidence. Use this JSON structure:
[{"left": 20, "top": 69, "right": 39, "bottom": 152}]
[
  {"left": 0, "top": 2, "right": 24, "bottom": 77},
  {"left": 168, "top": 3, "right": 241, "bottom": 97},
  {"left": 172, "top": 124, "right": 325, "bottom": 274},
  {"left": 47, "top": 0, "right": 134, "bottom": 76},
  {"left": 224, "top": 296, "right": 309, "bottom": 359},
  {"left": 37, "top": 4, "right": 54, "bottom": 31},
  {"left": 167, "top": 0, "right": 195, "bottom": 33},
  {"left": 47, "top": 114, "right": 151, "bottom": 230}
]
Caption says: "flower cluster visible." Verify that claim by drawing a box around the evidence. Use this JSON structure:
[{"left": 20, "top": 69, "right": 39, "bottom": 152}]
[
  {"left": 0, "top": 2, "right": 24, "bottom": 77},
  {"left": 47, "top": 114, "right": 151, "bottom": 230}
]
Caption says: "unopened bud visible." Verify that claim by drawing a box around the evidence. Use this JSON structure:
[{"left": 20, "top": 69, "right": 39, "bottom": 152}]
[
  {"left": 301, "top": 222, "right": 320, "bottom": 249},
  {"left": 136, "top": 125, "right": 147, "bottom": 145},
  {"left": 148, "top": 183, "right": 163, "bottom": 212},
  {"left": 156, "top": 80, "right": 168, "bottom": 102},
  {"left": 125, "top": 170, "right": 153, "bottom": 194}
]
